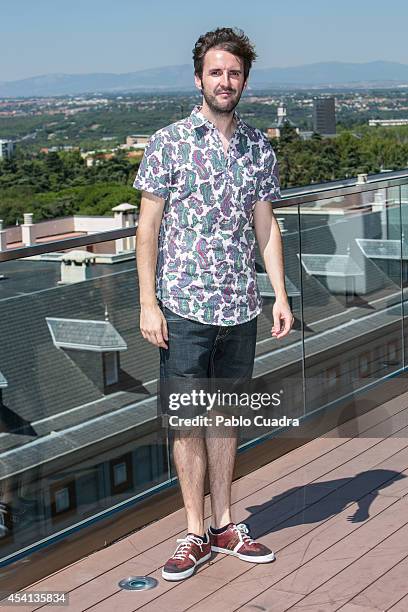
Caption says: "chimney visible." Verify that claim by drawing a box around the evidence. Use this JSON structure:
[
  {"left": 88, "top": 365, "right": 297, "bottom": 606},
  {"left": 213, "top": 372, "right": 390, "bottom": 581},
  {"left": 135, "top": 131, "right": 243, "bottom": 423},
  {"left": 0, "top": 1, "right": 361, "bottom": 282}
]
[
  {"left": 357, "top": 173, "right": 368, "bottom": 185},
  {"left": 372, "top": 190, "right": 388, "bottom": 239},
  {"left": 59, "top": 250, "right": 96, "bottom": 284},
  {"left": 111, "top": 203, "right": 137, "bottom": 253},
  {"left": 21, "top": 212, "right": 36, "bottom": 246}
]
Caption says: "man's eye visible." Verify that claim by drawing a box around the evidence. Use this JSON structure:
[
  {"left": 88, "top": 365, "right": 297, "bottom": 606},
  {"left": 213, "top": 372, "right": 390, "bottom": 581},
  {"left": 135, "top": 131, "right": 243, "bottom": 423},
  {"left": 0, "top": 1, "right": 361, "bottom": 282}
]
[{"left": 209, "top": 70, "right": 240, "bottom": 76}]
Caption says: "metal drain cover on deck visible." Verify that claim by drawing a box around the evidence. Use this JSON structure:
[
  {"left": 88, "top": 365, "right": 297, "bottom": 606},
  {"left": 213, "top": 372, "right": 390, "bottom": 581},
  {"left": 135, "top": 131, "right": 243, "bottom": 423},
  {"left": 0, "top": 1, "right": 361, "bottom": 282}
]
[{"left": 118, "top": 576, "right": 158, "bottom": 591}]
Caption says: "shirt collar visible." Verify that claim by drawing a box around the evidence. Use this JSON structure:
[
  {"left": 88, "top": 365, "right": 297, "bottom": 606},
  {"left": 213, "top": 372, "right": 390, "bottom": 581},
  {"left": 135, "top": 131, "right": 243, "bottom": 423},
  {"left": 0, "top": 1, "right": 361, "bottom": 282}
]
[{"left": 190, "top": 105, "right": 246, "bottom": 134}]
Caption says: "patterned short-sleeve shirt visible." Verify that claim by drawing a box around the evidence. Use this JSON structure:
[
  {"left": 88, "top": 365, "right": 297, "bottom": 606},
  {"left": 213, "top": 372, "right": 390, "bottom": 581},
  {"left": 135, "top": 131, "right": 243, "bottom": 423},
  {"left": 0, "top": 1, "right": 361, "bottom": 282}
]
[{"left": 133, "top": 105, "right": 280, "bottom": 325}]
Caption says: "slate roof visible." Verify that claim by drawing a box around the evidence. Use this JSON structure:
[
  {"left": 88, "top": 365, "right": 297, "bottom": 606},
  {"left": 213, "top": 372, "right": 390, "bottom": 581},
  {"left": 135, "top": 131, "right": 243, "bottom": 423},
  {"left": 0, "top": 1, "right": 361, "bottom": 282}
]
[
  {"left": 300, "top": 254, "right": 364, "bottom": 277},
  {"left": 356, "top": 238, "right": 408, "bottom": 260},
  {"left": 46, "top": 318, "right": 127, "bottom": 352}
]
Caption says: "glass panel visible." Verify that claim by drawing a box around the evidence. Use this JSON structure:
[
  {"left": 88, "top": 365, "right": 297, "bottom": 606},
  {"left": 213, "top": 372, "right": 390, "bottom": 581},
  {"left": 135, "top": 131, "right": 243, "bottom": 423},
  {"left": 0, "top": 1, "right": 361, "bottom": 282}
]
[
  {"left": 0, "top": 238, "right": 170, "bottom": 562},
  {"left": 239, "top": 203, "right": 304, "bottom": 445},
  {"left": 401, "top": 183, "right": 408, "bottom": 368},
  {"left": 299, "top": 186, "right": 404, "bottom": 418}
]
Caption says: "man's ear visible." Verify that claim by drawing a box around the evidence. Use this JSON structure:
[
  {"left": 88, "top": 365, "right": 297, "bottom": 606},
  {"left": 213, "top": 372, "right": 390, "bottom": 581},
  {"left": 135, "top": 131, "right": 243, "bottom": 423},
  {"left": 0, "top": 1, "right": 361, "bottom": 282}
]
[
  {"left": 243, "top": 79, "right": 248, "bottom": 90},
  {"left": 194, "top": 73, "right": 203, "bottom": 93}
]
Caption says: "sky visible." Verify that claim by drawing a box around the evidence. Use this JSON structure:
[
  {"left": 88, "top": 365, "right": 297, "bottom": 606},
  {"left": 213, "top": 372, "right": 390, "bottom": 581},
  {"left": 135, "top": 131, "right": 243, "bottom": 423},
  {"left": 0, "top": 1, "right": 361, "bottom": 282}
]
[{"left": 1, "top": 0, "right": 408, "bottom": 82}]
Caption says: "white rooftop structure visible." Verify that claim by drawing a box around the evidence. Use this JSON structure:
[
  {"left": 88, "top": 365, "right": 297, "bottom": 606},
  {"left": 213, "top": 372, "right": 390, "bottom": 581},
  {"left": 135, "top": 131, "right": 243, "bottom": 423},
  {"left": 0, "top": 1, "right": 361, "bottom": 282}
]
[
  {"left": 369, "top": 119, "right": 408, "bottom": 127},
  {"left": 0, "top": 139, "right": 15, "bottom": 159},
  {"left": 59, "top": 250, "right": 96, "bottom": 284}
]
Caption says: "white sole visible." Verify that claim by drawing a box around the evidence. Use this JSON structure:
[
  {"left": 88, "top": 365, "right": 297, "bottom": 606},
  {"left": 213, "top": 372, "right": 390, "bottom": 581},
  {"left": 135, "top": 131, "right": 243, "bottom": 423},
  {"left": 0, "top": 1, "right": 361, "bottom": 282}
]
[
  {"left": 211, "top": 546, "right": 275, "bottom": 563},
  {"left": 162, "top": 551, "right": 211, "bottom": 581}
]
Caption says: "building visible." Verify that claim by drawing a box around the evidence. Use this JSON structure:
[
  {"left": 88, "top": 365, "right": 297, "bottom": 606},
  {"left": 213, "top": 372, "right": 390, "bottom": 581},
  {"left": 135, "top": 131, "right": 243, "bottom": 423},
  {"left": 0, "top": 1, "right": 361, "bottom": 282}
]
[
  {"left": 369, "top": 118, "right": 408, "bottom": 127},
  {"left": 0, "top": 139, "right": 15, "bottom": 159},
  {"left": 81, "top": 151, "right": 115, "bottom": 167},
  {"left": 0, "top": 204, "right": 138, "bottom": 259},
  {"left": 126, "top": 134, "right": 150, "bottom": 147},
  {"left": 266, "top": 104, "right": 300, "bottom": 139},
  {"left": 313, "top": 97, "right": 336, "bottom": 135}
]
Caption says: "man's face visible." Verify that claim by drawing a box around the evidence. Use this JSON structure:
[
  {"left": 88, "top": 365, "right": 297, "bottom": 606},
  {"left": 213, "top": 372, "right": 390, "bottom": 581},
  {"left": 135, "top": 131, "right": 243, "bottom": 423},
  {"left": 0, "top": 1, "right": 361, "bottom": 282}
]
[{"left": 195, "top": 48, "right": 247, "bottom": 115}]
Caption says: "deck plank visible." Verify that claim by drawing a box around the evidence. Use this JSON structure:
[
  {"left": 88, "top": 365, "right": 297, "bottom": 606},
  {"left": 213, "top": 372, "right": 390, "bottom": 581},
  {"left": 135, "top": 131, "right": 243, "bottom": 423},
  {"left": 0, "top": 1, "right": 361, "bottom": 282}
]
[
  {"left": 337, "top": 555, "right": 408, "bottom": 611},
  {"left": 387, "top": 592, "right": 408, "bottom": 611},
  {"left": 276, "top": 513, "right": 408, "bottom": 611}
]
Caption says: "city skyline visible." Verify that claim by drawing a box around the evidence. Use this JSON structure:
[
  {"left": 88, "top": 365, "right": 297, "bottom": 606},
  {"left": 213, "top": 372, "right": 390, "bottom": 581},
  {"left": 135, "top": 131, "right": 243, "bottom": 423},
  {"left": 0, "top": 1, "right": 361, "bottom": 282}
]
[{"left": 2, "top": 0, "right": 408, "bottom": 82}]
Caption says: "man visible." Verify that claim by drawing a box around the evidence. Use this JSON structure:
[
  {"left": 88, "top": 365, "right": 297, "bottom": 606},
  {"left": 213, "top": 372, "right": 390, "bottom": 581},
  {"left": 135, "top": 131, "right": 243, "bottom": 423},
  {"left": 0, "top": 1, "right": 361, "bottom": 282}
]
[{"left": 133, "top": 27, "right": 293, "bottom": 581}]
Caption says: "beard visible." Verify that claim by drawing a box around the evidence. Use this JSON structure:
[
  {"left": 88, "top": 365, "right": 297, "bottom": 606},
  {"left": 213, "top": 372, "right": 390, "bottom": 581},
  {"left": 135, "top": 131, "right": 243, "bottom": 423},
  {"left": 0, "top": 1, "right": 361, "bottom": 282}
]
[{"left": 201, "top": 83, "right": 243, "bottom": 116}]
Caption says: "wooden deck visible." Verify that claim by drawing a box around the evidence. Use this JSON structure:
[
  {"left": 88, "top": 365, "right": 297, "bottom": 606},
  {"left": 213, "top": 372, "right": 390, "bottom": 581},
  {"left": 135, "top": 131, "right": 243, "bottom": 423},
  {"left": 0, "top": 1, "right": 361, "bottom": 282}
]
[{"left": 3, "top": 389, "right": 408, "bottom": 612}]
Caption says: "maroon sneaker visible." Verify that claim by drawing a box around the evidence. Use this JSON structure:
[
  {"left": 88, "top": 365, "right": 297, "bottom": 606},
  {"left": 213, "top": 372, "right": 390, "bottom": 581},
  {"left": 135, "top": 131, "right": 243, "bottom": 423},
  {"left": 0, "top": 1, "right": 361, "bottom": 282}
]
[
  {"left": 208, "top": 522, "right": 275, "bottom": 563},
  {"left": 162, "top": 533, "right": 211, "bottom": 581}
]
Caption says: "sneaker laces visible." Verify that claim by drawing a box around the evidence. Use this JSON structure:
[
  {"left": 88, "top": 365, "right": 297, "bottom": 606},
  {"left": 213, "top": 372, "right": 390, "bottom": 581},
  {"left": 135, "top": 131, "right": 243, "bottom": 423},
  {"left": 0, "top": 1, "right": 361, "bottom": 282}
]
[
  {"left": 234, "top": 523, "right": 256, "bottom": 545},
  {"left": 172, "top": 534, "right": 204, "bottom": 560}
]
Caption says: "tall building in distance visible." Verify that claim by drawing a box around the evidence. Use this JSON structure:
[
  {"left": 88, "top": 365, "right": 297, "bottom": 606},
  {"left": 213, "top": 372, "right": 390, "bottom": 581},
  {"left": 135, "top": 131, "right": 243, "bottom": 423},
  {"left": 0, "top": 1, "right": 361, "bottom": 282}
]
[
  {"left": 0, "top": 139, "right": 15, "bottom": 159},
  {"left": 313, "top": 97, "right": 336, "bottom": 135},
  {"left": 267, "top": 104, "right": 300, "bottom": 139}
]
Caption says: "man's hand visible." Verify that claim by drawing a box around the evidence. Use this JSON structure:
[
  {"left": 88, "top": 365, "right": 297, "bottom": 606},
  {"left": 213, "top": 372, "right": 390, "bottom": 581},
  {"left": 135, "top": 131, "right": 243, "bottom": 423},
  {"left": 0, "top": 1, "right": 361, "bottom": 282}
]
[
  {"left": 140, "top": 304, "right": 169, "bottom": 349},
  {"left": 271, "top": 298, "right": 294, "bottom": 340}
]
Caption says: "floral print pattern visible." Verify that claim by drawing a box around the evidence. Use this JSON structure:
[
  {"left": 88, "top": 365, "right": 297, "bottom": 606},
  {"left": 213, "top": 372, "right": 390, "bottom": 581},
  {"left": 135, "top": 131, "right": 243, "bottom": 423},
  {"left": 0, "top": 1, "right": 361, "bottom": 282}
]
[{"left": 133, "top": 105, "right": 280, "bottom": 325}]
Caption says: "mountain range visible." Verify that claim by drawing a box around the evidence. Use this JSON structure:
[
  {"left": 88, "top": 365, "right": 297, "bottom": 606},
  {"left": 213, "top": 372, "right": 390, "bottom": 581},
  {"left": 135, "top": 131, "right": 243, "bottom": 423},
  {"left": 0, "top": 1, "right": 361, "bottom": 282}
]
[{"left": 1, "top": 61, "right": 408, "bottom": 97}]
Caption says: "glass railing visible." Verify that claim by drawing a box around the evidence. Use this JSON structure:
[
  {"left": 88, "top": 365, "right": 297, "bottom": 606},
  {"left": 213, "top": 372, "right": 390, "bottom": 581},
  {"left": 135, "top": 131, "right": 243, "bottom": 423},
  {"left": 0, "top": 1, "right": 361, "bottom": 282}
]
[
  {"left": 299, "top": 183, "right": 405, "bottom": 418},
  {"left": 1, "top": 170, "right": 407, "bottom": 566}
]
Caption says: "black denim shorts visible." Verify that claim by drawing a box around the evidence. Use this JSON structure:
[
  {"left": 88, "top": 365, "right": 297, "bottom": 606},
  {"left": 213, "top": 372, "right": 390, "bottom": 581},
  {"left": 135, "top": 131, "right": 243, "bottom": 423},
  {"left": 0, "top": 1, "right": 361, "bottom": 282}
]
[{"left": 158, "top": 304, "right": 258, "bottom": 426}]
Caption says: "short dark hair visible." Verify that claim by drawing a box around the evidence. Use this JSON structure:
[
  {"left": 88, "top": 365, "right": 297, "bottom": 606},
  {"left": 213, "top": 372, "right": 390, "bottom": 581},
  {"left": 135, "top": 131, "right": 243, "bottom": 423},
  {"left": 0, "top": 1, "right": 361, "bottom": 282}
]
[{"left": 193, "top": 27, "right": 257, "bottom": 81}]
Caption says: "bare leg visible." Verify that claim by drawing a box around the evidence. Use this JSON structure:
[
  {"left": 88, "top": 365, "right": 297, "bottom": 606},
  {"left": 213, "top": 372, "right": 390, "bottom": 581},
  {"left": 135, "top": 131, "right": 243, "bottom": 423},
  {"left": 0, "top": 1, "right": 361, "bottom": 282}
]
[
  {"left": 206, "top": 415, "right": 238, "bottom": 528},
  {"left": 172, "top": 429, "right": 207, "bottom": 536}
]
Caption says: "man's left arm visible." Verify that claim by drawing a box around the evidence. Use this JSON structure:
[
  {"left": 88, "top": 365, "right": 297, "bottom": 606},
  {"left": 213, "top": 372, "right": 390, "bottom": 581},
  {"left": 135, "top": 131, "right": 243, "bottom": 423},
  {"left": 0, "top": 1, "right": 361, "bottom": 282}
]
[{"left": 253, "top": 201, "right": 294, "bottom": 339}]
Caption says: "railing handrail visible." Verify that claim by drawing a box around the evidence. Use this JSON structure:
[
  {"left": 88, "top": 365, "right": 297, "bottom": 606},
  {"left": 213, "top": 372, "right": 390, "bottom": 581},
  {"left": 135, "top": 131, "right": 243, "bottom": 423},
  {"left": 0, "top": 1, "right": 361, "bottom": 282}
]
[
  {"left": 276, "top": 170, "right": 408, "bottom": 208},
  {"left": 0, "top": 226, "right": 138, "bottom": 262},
  {"left": 1, "top": 169, "right": 407, "bottom": 263}
]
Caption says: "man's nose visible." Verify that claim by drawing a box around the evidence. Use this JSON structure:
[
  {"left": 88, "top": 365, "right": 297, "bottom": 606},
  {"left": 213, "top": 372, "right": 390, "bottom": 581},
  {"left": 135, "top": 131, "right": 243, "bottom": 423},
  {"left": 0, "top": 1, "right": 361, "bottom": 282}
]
[{"left": 220, "top": 71, "right": 231, "bottom": 88}]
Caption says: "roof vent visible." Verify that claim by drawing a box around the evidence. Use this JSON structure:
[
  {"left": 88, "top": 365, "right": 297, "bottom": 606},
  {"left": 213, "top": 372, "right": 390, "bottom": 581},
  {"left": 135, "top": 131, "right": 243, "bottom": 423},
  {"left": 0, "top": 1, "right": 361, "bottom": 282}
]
[
  {"left": 357, "top": 173, "right": 368, "bottom": 185},
  {"left": 21, "top": 212, "right": 36, "bottom": 246},
  {"left": 59, "top": 250, "right": 96, "bottom": 284}
]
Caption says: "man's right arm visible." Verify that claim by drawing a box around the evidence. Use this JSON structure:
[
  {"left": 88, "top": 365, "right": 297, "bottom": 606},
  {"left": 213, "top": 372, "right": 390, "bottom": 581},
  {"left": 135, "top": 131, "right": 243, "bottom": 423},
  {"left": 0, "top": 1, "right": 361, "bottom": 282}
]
[{"left": 136, "top": 190, "right": 168, "bottom": 349}]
